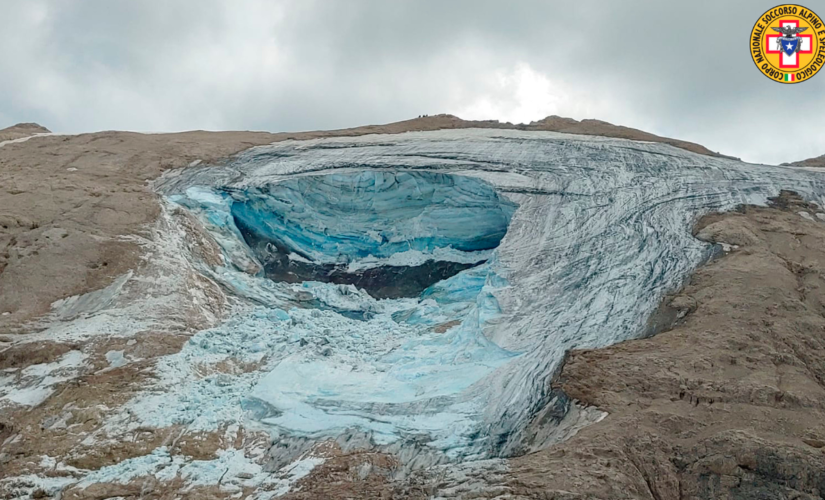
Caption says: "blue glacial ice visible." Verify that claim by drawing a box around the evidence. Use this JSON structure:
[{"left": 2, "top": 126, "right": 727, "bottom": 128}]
[
  {"left": 230, "top": 171, "right": 516, "bottom": 263},
  {"left": 147, "top": 128, "right": 825, "bottom": 464}
]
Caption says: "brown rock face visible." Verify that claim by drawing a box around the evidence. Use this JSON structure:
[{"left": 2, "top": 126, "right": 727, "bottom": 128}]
[
  {"left": 495, "top": 192, "right": 825, "bottom": 499},
  {"left": 525, "top": 115, "right": 735, "bottom": 159},
  {"left": 783, "top": 153, "right": 825, "bottom": 169},
  {"left": 0, "top": 129, "right": 282, "bottom": 329},
  {"left": 0, "top": 123, "right": 51, "bottom": 142}
]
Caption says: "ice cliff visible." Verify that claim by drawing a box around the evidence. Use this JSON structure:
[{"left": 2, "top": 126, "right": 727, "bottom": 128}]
[{"left": 137, "top": 129, "right": 825, "bottom": 467}]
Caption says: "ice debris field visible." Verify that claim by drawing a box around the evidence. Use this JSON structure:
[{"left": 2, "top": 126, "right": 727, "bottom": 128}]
[{"left": 5, "top": 128, "right": 825, "bottom": 493}]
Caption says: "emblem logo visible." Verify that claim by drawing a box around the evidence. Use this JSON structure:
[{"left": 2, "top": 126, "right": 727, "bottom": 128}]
[{"left": 750, "top": 5, "right": 825, "bottom": 83}]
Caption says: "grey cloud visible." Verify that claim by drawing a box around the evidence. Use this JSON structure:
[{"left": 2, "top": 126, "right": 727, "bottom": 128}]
[{"left": 1, "top": 0, "right": 823, "bottom": 163}]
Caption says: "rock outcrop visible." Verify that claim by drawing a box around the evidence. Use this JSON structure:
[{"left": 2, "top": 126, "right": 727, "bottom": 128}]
[{"left": 785, "top": 153, "right": 825, "bottom": 169}]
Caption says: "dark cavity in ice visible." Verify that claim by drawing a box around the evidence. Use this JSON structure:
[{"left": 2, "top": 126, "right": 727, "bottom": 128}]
[{"left": 229, "top": 171, "right": 517, "bottom": 298}]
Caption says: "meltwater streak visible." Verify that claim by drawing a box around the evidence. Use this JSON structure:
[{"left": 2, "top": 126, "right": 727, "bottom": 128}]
[{"left": 156, "top": 129, "right": 825, "bottom": 461}]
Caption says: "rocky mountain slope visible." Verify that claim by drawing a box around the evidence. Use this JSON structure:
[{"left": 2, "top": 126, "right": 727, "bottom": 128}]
[
  {"left": 785, "top": 153, "right": 825, "bottom": 169},
  {"left": 0, "top": 118, "right": 824, "bottom": 499}
]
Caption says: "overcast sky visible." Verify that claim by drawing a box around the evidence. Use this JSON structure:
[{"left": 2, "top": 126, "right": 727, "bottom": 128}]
[{"left": 1, "top": 0, "right": 823, "bottom": 164}]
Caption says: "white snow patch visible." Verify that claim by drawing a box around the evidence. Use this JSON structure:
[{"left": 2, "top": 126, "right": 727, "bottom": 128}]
[
  {"left": 0, "top": 132, "right": 54, "bottom": 149},
  {"left": 260, "top": 456, "right": 326, "bottom": 498},
  {"left": 345, "top": 247, "right": 493, "bottom": 272},
  {"left": 50, "top": 271, "right": 132, "bottom": 321},
  {"left": 718, "top": 242, "right": 739, "bottom": 252},
  {"left": 287, "top": 252, "right": 312, "bottom": 264},
  {"left": 58, "top": 446, "right": 322, "bottom": 497},
  {"left": 1, "top": 350, "right": 87, "bottom": 407},
  {"left": 4, "top": 386, "right": 55, "bottom": 406},
  {"left": 105, "top": 350, "right": 127, "bottom": 369}
]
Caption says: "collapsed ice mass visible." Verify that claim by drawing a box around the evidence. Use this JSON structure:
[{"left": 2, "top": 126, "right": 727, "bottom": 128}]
[{"left": 161, "top": 168, "right": 523, "bottom": 461}]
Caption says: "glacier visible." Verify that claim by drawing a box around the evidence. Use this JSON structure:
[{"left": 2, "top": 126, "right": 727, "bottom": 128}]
[{"left": 142, "top": 128, "right": 825, "bottom": 467}]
